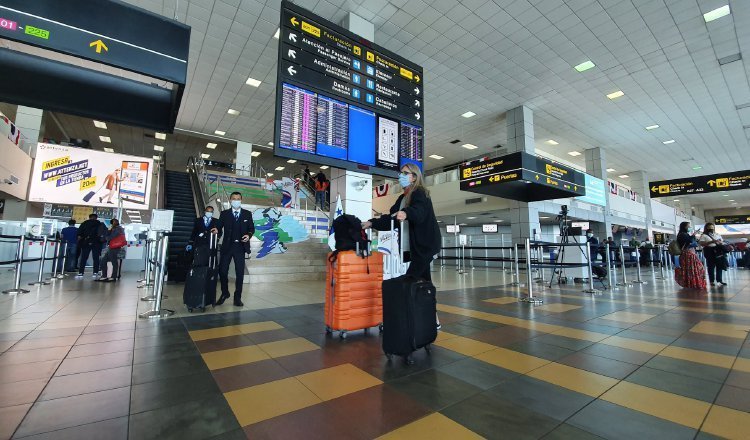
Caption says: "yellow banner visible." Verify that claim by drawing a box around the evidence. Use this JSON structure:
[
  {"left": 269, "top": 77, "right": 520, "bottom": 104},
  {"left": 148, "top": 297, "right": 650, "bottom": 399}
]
[
  {"left": 42, "top": 156, "right": 71, "bottom": 171},
  {"left": 80, "top": 177, "right": 97, "bottom": 191}
]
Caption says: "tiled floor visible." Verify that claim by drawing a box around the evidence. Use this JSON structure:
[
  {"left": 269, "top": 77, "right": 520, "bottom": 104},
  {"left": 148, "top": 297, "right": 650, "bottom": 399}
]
[{"left": 0, "top": 266, "right": 749, "bottom": 439}]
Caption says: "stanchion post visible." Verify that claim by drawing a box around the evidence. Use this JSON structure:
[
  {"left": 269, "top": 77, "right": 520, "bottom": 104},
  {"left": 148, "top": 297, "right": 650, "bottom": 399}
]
[
  {"left": 539, "top": 245, "right": 545, "bottom": 284},
  {"left": 512, "top": 244, "right": 520, "bottom": 286},
  {"left": 484, "top": 236, "right": 489, "bottom": 269},
  {"left": 520, "top": 238, "right": 542, "bottom": 303},
  {"left": 139, "top": 233, "right": 174, "bottom": 319},
  {"left": 57, "top": 242, "right": 68, "bottom": 279},
  {"left": 139, "top": 239, "right": 155, "bottom": 291},
  {"left": 633, "top": 248, "right": 646, "bottom": 284},
  {"left": 605, "top": 242, "right": 615, "bottom": 289},
  {"left": 49, "top": 239, "right": 60, "bottom": 280},
  {"left": 3, "top": 236, "right": 30, "bottom": 294},
  {"left": 617, "top": 244, "right": 630, "bottom": 287},
  {"left": 29, "top": 237, "right": 50, "bottom": 286},
  {"left": 138, "top": 239, "right": 150, "bottom": 283},
  {"left": 657, "top": 245, "right": 666, "bottom": 280},
  {"left": 584, "top": 243, "right": 600, "bottom": 294}
]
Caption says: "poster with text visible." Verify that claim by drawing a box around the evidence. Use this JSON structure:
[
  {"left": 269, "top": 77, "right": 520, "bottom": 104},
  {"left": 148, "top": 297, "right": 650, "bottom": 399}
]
[{"left": 29, "top": 143, "right": 153, "bottom": 210}]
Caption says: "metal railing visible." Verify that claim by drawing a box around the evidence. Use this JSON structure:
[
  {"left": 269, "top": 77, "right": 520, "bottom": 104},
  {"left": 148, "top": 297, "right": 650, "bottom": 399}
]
[
  {"left": 138, "top": 233, "right": 173, "bottom": 319},
  {"left": 1, "top": 235, "right": 65, "bottom": 294}
]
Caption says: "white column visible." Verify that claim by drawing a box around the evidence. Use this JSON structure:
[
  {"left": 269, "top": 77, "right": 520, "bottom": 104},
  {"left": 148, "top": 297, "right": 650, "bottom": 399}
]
[
  {"left": 506, "top": 105, "right": 540, "bottom": 243},
  {"left": 341, "top": 12, "right": 374, "bottom": 41},
  {"left": 584, "top": 147, "right": 613, "bottom": 239},
  {"left": 236, "top": 141, "right": 253, "bottom": 176},
  {"left": 629, "top": 171, "right": 653, "bottom": 236},
  {"left": 15, "top": 106, "right": 43, "bottom": 157}
]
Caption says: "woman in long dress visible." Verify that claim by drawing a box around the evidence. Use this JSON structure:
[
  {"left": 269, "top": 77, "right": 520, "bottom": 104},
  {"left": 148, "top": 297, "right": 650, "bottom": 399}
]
[{"left": 674, "top": 221, "right": 706, "bottom": 290}]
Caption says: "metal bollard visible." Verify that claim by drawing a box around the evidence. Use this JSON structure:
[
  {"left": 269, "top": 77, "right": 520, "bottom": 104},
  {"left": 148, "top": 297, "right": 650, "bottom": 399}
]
[
  {"left": 457, "top": 244, "right": 467, "bottom": 275},
  {"left": 616, "top": 244, "right": 630, "bottom": 287},
  {"left": 57, "top": 242, "right": 68, "bottom": 279},
  {"left": 538, "top": 245, "right": 546, "bottom": 284},
  {"left": 139, "top": 234, "right": 174, "bottom": 319},
  {"left": 633, "top": 249, "right": 646, "bottom": 284},
  {"left": 29, "top": 237, "right": 51, "bottom": 286},
  {"left": 484, "top": 236, "right": 489, "bottom": 269},
  {"left": 584, "top": 243, "right": 600, "bottom": 294},
  {"left": 49, "top": 240, "right": 61, "bottom": 281},
  {"left": 520, "top": 238, "right": 542, "bottom": 303},
  {"left": 138, "top": 239, "right": 151, "bottom": 283},
  {"left": 3, "top": 236, "right": 30, "bottom": 294},
  {"left": 139, "top": 240, "right": 156, "bottom": 292},
  {"left": 512, "top": 244, "right": 520, "bottom": 286},
  {"left": 605, "top": 243, "right": 615, "bottom": 289}
]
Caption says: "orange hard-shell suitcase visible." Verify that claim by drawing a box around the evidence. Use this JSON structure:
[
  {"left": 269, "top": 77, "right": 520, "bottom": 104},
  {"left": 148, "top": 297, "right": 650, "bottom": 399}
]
[{"left": 325, "top": 250, "right": 383, "bottom": 339}]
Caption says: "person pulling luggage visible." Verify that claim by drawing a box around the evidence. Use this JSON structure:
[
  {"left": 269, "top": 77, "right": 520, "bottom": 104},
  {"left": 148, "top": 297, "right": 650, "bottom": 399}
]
[
  {"left": 212, "top": 192, "right": 254, "bottom": 307},
  {"left": 362, "top": 163, "right": 442, "bottom": 329},
  {"left": 187, "top": 206, "right": 219, "bottom": 265}
]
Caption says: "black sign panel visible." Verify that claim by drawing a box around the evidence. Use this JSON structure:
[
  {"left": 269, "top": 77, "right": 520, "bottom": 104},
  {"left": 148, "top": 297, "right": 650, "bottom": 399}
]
[
  {"left": 653, "top": 232, "right": 666, "bottom": 244},
  {"left": 714, "top": 215, "right": 750, "bottom": 225},
  {"left": 0, "top": 0, "right": 189, "bottom": 84},
  {"left": 649, "top": 170, "right": 750, "bottom": 198},
  {"left": 459, "top": 152, "right": 585, "bottom": 202}
]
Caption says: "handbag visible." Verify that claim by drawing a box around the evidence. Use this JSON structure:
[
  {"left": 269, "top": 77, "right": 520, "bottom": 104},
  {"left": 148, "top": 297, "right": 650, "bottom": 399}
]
[
  {"left": 109, "top": 234, "right": 126, "bottom": 249},
  {"left": 668, "top": 240, "right": 683, "bottom": 256}
]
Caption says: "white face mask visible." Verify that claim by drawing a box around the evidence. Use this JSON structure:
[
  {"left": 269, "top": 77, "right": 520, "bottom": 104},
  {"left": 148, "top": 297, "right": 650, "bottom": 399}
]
[
  {"left": 399, "top": 173, "right": 412, "bottom": 188},
  {"left": 231, "top": 200, "right": 242, "bottom": 209},
  {"left": 586, "top": 233, "right": 593, "bottom": 238},
  {"left": 204, "top": 212, "right": 213, "bottom": 219}
]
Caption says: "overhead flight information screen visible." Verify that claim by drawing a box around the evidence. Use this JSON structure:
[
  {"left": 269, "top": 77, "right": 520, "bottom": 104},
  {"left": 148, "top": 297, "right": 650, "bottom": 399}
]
[{"left": 274, "top": 0, "right": 424, "bottom": 177}]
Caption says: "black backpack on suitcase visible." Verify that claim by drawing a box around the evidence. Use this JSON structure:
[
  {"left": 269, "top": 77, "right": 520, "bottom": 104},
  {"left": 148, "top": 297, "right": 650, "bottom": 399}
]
[{"left": 382, "top": 274, "right": 438, "bottom": 364}]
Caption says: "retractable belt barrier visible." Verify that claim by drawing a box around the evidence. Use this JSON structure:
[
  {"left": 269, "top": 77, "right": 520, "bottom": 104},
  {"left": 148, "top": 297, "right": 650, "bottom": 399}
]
[
  {"left": 139, "top": 233, "right": 174, "bottom": 319},
  {"left": 1, "top": 235, "right": 63, "bottom": 294}
]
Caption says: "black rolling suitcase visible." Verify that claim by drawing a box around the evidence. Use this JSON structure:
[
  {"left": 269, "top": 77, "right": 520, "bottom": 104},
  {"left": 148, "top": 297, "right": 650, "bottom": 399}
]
[
  {"left": 381, "top": 219, "right": 437, "bottom": 364},
  {"left": 183, "top": 235, "right": 218, "bottom": 313}
]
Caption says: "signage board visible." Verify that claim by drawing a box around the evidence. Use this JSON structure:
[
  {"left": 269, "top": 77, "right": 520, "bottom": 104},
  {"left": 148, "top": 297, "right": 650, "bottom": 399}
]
[
  {"left": 649, "top": 170, "right": 750, "bottom": 198},
  {"left": 0, "top": 0, "right": 189, "bottom": 84},
  {"left": 446, "top": 224, "right": 460, "bottom": 234},
  {"left": 571, "top": 221, "right": 590, "bottom": 230},
  {"left": 577, "top": 174, "right": 607, "bottom": 206},
  {"left": 714, "top": 215, "right": 750, "bottom": 225},
  {"left": 653, "top": 232, "right": 666, "bottom": 245},
  {"left": 274, "top": 1, "right": 424, "bottom": 177},
  {"left": 482, "top": 224, "right": 498, "bottom": 233},
  {"left": 459, "top": 152, "right": 585, "bottom": 202},
  {"left": 28, "top": 143, "right": 153, "bottom": 210}
]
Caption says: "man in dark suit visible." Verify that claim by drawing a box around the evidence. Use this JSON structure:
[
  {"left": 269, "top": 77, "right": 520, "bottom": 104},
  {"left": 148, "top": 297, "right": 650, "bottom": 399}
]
[
  {"left": 212, "top": 192, "right": 254, "bottom": 306},
  {"left": 187, "top": 206, "right": 219, "bottom": 266}
]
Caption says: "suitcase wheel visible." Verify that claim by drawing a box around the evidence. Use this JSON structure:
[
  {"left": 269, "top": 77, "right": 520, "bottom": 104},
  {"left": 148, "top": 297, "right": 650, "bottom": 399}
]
[
  {"left": 200, "top": 307, "right": 206, "bottom": 313},
  {"left": 325, "top": 326, "right": 333, "bottom": 335},
  {"left": 378, "top": 324, "right": 384, "bottom": 333},
  {"left": 339, "top": 330, "right": 348, "bottom": 339},
  {"left": 187, "top": 308, "right": 193, "bottom": 313},
  {"left": 385, "top": 353, "right": 393, "bottom": 361},
  {"left": 424, "top": 344, "right": 431, "bottom": 354},
  {"left": 403, "top": 355, "right": 414, "bottom": 365}
]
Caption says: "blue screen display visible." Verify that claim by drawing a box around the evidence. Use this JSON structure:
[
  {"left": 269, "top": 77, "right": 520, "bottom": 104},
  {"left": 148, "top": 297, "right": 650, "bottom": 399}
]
[{"left": 347, "top": 105, "right": 376, "bottom": 166}]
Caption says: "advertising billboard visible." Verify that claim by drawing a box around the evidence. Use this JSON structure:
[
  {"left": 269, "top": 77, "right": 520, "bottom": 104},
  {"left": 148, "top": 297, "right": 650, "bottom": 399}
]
[{"left": 28, "top": 143, "right": 153, "bottom": 210}]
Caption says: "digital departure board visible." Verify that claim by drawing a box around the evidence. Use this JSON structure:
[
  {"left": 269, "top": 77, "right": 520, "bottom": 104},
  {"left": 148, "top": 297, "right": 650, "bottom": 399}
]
[{"left": 274, "top": 1, "right": 424, "bottom": 177}]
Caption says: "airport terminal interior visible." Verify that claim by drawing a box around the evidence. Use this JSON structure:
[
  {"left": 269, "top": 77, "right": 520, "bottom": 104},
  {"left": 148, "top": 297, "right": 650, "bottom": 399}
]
[{"left": 1, "top": 0, "right": 750, "bottom": 439}]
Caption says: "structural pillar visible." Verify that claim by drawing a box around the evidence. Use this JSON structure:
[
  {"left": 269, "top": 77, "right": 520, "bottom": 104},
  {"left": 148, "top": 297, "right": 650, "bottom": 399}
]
[
  {"left": 506, "top": 106, "right": 540, "bottom": 243},
  {"left": 628, "top": 171, "right": 654, "bottom": 238},
  {"left": 584, "top": 147, "right": 613, "bottom": 240},
  {"left": 14, "top": 106, "right": 43, "bottom": 157},
  {"left": 235, "top": 141, "right": 253, "bottom": 175}
]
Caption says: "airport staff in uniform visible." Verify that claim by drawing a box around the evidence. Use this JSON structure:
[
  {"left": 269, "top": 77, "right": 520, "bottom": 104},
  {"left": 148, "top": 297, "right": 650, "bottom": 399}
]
[
  {"left": 212, "top": 192, "right": 254, "bottom": 306},
  {"left": 187, "top": 206, "right": 219, "bottom": 266}
]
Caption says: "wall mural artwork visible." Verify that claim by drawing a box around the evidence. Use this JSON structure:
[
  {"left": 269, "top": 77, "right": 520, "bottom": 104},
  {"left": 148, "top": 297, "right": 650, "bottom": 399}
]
[{"left": 252, "top": 207, "right": 309, "bottom": 258}]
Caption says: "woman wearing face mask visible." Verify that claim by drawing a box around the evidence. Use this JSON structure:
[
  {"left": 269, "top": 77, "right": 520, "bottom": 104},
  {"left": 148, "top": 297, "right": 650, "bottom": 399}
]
[
  {"left": 675, "top": 221, "right": 706, "bottom": 290},
  {"left": 97, "top": 219, "right": 126, "bottom": 282},
  {"left": 363, "top": 163, "right": 442, "bottom": 328},
  {"left": 698, "top": 222, "right": 727, "bottom": 286},
  {"left": 188, "top": 206, "right": 218, "bottom": 264}
]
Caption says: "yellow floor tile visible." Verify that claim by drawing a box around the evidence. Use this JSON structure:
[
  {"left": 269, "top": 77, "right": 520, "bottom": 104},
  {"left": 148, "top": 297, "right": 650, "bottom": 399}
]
[
  {"left": 434, "top": 335, "right": 496, "bottom": 357},
  {"left": 435, "top": 331, "right": 459, "bottom": 342},
  {"left": 201, "top": 346, "right": 270, "bottom": 370},
  {"left": 701, "top": 405, "right": 750, "bottom": 440},
  {"left": 527, "top": 362, "right": 618, "bottom": 397},
  {"left": 733, "top": 357, "right": 750, "bottom": 374},
  {"left": 189, "top": 321, "right": 282, "bottom": 341},
  {"left": 600, "top": 335, "right": 666, "bottom": 355},
  {"left": 678, "top": 307, "right": 750, "bottom": 319},
  {"left": 474, "top": 347, "right": 549, "bottom": 374},
  {"left": 534, "top": 303, "right": 582, "bottom": 313},
  {"left": 376, "top": 413, "right": 483, "bottom": 440},
  {"left": 550, "top": 327, "right": 609, "bottom": 342},
  {"left": 224, "top": 378, "right": 322, "bottom": 426},
  {"left": 690, "top": 321, "right": 750, "bottom": 339},
  {"left": 601, "top": 382, "right": 710, "bottom": 429},
  {"left": 258, "top": 337, "right": 319, "bottom": 358},
  {"left": 598, "top": 311, "right": 656, "bottom": 324},
  {"left": 296, "top": 363, "right": 382, "bottom": 401},
  {"left": 484, "top": 297, "right": 520, "bottom": 305},
  {"left": 660, "top": 346, "right": 735, "bottom": 369}
]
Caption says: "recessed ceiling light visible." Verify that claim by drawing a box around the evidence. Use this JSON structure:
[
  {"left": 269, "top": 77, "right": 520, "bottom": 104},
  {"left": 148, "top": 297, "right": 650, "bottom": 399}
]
[
  {"left": 662, "top": 139, "right": 675, "bottom": 144},
  {"left": 206, "top": 142, "right": 217, "bottom": 149},
  {"left": 704, "top": 5, "right": 730, "bottom": 22},
  {"left": 275, "top": 166, "right": 285, "bottom": 171},
  {"left": 320, "top": 165, "right": 329, "bottom": 169},
  {"left": 461, "top": 111, "right": 476, "bottom": 118},
  {"left": 215, "top": 130, "right": 226, "bottom": 136},
  {"left": 619, "top": 174, "right": 630, "bottom": 178},
  {"left": 606, "top": 168, "right": 616, "bottom": 172},
  {"left": 461, "top": 143, "right": 478, "bottom": 150},
  {"left": 467, "top": 216, "right": 477, "bottom": 220},
  {"left": 287, "top": 159, "right": 297, "bottom": 163},
  {"left": 493, "top": 219, "right": 504, "bottom": 222},
  {"left": 546, "top": 140, "right": 559, "bottom": 145},
  {"left": 429, "top": 154, "right": 444, "bottom": 159},
  {"left": 103, "top": 147, "right": 114, "bottom": 153},
  {"left": 692, "top": 165, "right": 703, "bottom": 170},
  {"left": 539, "top": 216, "right": 550, "bottom": 219},
  {"left": 607, "top": 90, "right": 625, "bottom": 100},
  {"left": 155, "top": 132, "right": 166, "bottom": 140},
  {"left": 574, "top": 60, "right": 595, "bottom": 72},
  {"left": 267, "top": 173, "right": 274, "bottom": 177},
  {"left": 673, "top": 199, "right": 680, "bottom": 202},
  {"left": 93, "top": 120, "right": 107, "bottom": 129},
  {"left": 246, "top": 77, "right": 261, "bottom": 87},
  {"left": 729, "top": 200, "right": 735, "bottom": 202},
  {"left": 568, "top": 151, "right": 581, "bottom": 156},
  {"left": 153, "top": 155, "right": 161, "bottom": 160},
  {"left": 251, "top": 151, "right": 261, "bottom": 157},
  {"left": 732, "top": 202, "right": 738, "bottom": 205},
  {"left": 201, "top": 153, "right": 210, "bottom": 159},
  {"left": 273, "top": 28, "right": 280, "bottom": 39},
  {"left": 268, "top": 142, "right": 274, "bottom": 146},
  {"left": 227, "top": 109, "right": 240, "bottom": 116},
  {"left": 645, "top": 124, "right": 660, "bottom": 130},
  {"left": 99, "top": 136, "right": 111, "bottom": 143},
  {"left": 459, "top": 223, "right": 468, "bottom": 226},
  {"left": 154, "top": 145, "right": 164, "bottom": 151},
  {"left": 723, "top": 194, "right": 730, "bottom": 197}
]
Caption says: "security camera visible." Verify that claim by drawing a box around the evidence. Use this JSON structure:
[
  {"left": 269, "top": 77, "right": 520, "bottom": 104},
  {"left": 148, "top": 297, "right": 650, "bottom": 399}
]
[
  {"left": 352, "top": 180, "right": 368, "bottom": 191},
  {"left": 3, "top": 178, "right": 14, "bottom": 185}
]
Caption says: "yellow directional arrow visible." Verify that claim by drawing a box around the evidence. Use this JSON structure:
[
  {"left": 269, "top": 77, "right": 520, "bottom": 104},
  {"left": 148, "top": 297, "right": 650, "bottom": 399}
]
[
  {"left": 290, "top": 17, "right": 299, "bottom": 26},
  {"left": 708, "top": 179, "right": 715, "bottom": 186},
  {"left": 89, "top": 39, "right": 108, "bottom": 54},
  {"left": 415, "top": 74, "right": 421, "bottom": 83},
  {"left": 535, "top": 175, "right": 540, "bottom": 180}
]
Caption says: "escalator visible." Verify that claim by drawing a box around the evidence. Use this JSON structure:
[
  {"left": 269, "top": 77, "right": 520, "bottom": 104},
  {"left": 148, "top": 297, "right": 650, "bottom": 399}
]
[{"left": 164, "top": 170, "right": 197, "bottom": 281}]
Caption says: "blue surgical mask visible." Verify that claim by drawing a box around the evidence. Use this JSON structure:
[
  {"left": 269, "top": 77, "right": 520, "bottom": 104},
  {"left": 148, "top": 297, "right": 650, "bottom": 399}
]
[
  {"left": 231, "top": 200, "right": 242, "bottom": 209},
  {"left": 398, "top": 173, "right": 411, "bottom": 188},
  {"left": 204, "top": 212, "right": 213, "bottom": 219},
  {"left": 687, "top": 227, "right": 693, "bottom": 233}
]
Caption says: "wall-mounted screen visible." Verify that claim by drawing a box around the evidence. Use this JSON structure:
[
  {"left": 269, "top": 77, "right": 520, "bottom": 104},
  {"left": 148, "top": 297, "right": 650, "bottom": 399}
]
[
  {"left": 482, "top": 224, "right": 498, "bottom": 233},
  {"left": 274, "top": 1, "right": 424, "bottom": 177},
  {"left": 571, "top": 221, "right": 590, "bottom": 230}
]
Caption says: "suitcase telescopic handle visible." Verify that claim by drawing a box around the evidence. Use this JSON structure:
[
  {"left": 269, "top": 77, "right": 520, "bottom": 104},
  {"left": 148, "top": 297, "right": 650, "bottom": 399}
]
[{"left": 209, "top": 232, "right": 218, "bottom": 269}]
